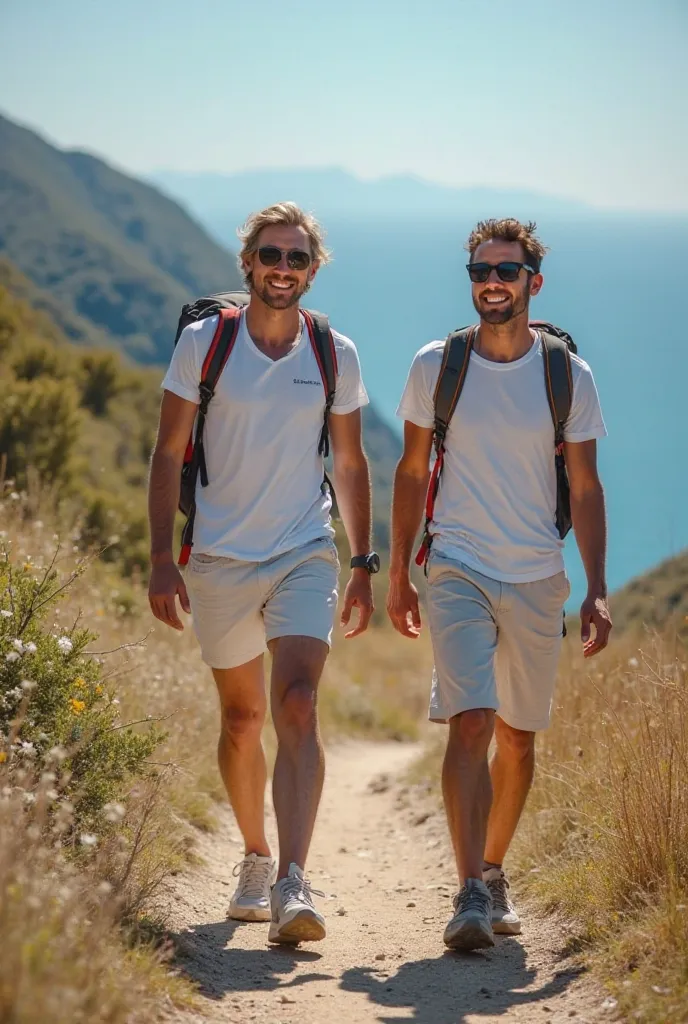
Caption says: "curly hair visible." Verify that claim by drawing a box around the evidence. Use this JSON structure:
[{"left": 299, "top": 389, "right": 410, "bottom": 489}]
[{"left": 466, "top": 218, "right": 549, "bottom": 272}]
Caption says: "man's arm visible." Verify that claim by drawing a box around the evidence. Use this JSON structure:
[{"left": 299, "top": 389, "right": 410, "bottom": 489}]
[
  {"left": 147, "top": 391, "right": 198, "bottom": 630},
  {"left": 565, "top": 438, "right": 612, "bottom": 657},
  {"left": 387, "top": 421, "right": 433, "bottom": 638},
  {"left": 329, "top": 409, "right": 374, "bottom": 638}
]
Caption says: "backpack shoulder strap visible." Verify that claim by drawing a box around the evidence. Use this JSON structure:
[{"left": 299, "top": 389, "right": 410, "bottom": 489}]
[
  {"left": 302, "top": 309, "right": 338, "bottom": 457},
  {"left": 433, "top": 326, "right": 476, "bottom": 451},
  {"left": 199, "top": 307, "right": 242, "bottom": 398},
  {"left": 540, "top": 331, "right": 573, "bottom": 443}
]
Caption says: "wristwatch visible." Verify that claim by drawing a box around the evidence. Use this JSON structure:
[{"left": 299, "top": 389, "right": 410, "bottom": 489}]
[{"left": 350, "top": 552, "right": 381, "bottom": 575}]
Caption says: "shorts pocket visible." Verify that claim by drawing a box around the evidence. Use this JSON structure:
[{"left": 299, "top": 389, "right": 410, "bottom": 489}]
[{"left": 188, "top": 553, "right": 223, "bottom": 575}]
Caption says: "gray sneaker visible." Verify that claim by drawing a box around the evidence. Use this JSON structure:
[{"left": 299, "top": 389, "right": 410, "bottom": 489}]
[
  {"left": 483, "top": 867, "right": 521, "bottom": 935},
  {"left": 443, "top": 878, "right": 494, "bottom": 950},
  {"left": 268, "top": 863, "right": 326, "bottom": 944}
]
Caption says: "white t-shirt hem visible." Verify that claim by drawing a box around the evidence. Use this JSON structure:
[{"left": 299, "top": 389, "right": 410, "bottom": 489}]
[
  {"left": 396, "top": 406, "right": 433, "bottom": 429},
  {"left": 332, "top": 396, "right": 370, "bottom": 416},
  {"left": 163, "top": 380, "right": 200, "bottom": 405},
  {"left": 431, "top": 542, "right": 565, "bottom": 585},
  {"left": 564, "top": 427, "right": 607, "bottom": 442}
]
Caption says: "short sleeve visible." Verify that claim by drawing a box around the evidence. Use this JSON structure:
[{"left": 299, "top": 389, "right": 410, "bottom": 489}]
[
  {"left": 396, "top": 348, "right": 436, "bottom": 429},
  {"left": 160, "top": 316, "right": 219, "bottom": 404},
  {"left": 331, "top": 335, "right": 369, "bottom": 415},
  {"left": 564, "top": 358, "right": 607, "bottom": 442}
]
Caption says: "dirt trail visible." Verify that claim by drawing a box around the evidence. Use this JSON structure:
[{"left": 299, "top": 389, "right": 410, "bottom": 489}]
[{"left": 166, "top": 742, "right": 607, "bottom": 1024}]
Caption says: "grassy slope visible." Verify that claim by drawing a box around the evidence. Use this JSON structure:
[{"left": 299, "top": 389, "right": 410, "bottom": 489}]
[{"left": 610, "top": 548, "right": 688, "bottom": 637}]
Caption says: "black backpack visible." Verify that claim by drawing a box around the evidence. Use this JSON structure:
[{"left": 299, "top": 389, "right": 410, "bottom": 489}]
[
  {"left": 416, "top": 320, "right": 576, "bottom": 567},
  {"left": 173, "top": 291, "right": 337, "bottom": 566}
]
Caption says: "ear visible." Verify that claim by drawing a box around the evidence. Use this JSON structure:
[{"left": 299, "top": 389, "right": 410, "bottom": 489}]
[
  {"left": 530, "top": 272, "right": 544, "bottom": 297},
  {"left": 308, "top": 259, "right": 321, "bottom": 284},
  {"left": 242, "top": 250, "right": 255, "bottom": 276}
]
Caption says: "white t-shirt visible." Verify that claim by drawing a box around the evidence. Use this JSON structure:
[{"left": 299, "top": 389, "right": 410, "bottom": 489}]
[
  {"left": 397, "top": 334, "right": 607, "bottom": 583},
  {"left": 162, "top": 311, "right": 368, "bottom": 561}
]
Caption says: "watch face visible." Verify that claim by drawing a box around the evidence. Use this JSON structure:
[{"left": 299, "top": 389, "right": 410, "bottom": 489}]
[{"left": 368, "top": 552, "right": 381, "bottom": 574}]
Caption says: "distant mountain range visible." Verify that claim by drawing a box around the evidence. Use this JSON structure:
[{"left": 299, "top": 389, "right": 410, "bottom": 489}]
[
  {"left": 150, "top": 168, "right": 594, "bottom": 240},
  {"left": 0, "top": 112, "right": 242, "bottom": 363}
]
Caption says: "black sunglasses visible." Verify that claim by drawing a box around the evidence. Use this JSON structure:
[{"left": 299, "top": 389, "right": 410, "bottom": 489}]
[
  {"left": 467, "top": 261, "right": 536, "bottom": 283},
  {"left": 257, "top": 246, "right": 312, "bottom": 271}
]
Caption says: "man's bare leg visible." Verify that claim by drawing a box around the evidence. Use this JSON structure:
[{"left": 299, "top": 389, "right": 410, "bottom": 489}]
[
  {"left": 484, "top": 716, "right": 535, "bottom": 867},
  {"left": 442, "top": 708, "right": 496, "bottom": 882},
  {"left": 212, "top": 655, "right": 270, "bottom": 857},
  {"left": 269, "top": 635, "right": 328, "bottom": 879}
]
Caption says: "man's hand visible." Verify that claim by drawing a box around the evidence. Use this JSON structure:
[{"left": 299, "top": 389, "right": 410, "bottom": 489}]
[
  {"left": 580, "top": 591, "right": 612, "bottom": 657},
  {"left": 387, "top": 574, "right": 422, "bottom": 638},
  {"left": 148, "top": 558, "right": 191, "bottom": 631},
  {"left": 340, "top": 569, "right": 374, "bottom": 639}
]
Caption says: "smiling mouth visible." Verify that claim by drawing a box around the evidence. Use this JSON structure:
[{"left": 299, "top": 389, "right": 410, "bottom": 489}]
[
  {"left": 267, "top": 279, "right": 297, "bottom": 291},
  {"left": 482, "top": 294, "right": 510, "bottom": 305}
]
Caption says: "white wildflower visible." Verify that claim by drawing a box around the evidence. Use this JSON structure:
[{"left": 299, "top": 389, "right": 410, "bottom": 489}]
[
  {"left": 97, "top": 881, "right": 113, "bottom": 896},
  {"left": 47, "top": 745, "right": 68, "bottom": 764},
  {"left": 57, "top": 637, "right": 73, "bottom": 654},
  {"left": 103, "top": 801, "right": 126, "bottom": 823},
  {"left": 111, "top": 698, "right": 120, "bottom": 706},
  {"left": 0, "top": 610, "right": 12, "bottom": 619},
  {"left": 23, "top": 792, "right": 36, "bottom": 805},
  {"left": 628, "top": 657, "right": 639, "bottom": 669},
  {"left": 21, "top": 679, "right": 36, "bottom": 691},
  {"left": 80, "top": 833, "right": 98, "bottom": 847},
  {"left": 10, "top": 492, "right": 20, "bottom": 501},
  {"left": 40, "top": 771, "right": 56, "bottom": 783},
  {"left": 24, "top": 642, "right": 37, "bottom": 655},
  {"left": 20, "top": 742, "right": 35, "bottom": 757},
  {"left": 12, "top": 639, "right": 24, "bottom": 653},
  {"left": 5, "top": 651, "right": 20, "bottom": 663}
]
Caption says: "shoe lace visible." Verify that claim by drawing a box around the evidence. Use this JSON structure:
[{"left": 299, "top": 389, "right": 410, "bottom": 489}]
[
  {"left": 233, "top": 858, "right": 272, "bottom": 901},
  {"left": 454, "top": 882, "right": 491, "bottom": 916},
  {"left": 485, "top": 873, "right": 512, "bottom": 913},
  {"left": 280, "top": 873, "right": 325, "bottom": 910}
]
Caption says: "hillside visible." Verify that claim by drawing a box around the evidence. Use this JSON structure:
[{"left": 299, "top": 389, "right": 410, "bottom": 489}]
[
  {"left": 611, "top": 548, "right": 688, "bottom": 636},
  {"left": 0, "top": 111, "right": 242, "bottom": 363}
]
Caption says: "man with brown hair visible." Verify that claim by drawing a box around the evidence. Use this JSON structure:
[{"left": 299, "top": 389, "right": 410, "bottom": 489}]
[
  {"left": 148, "top": 202, "right": 378, "bottom": 944},
  {"left": 387, "top": 218, "right": 611, "bottom": 950}
]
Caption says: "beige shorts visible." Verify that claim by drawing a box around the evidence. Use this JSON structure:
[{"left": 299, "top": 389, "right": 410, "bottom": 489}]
[
  {"left": 426, "top": 552, "right": 570, "bottom": 732},
  {"left": 184, "top": 537, "right": 340, "bottom": 669}
]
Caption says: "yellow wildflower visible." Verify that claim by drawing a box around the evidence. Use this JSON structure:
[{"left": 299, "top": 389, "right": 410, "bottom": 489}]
[
  {"left": 70, "top": 699, "right": 86, "bottom": 715},
  {"left": 95, "top": 684, "right": 103, "bottom": 696},
  {"left": 74, "top": 677, "right": 86, "bottom": 689},
  {"left": 0, "top": 752, "right": 7, "bottom": 764}
]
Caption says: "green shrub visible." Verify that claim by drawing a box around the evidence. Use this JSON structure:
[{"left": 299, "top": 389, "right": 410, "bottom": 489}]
[
  {"left": 0, "top": 376, "right": 82, "bottom": 491},
  {"left": 79, "top": 350, "right": 124, "bottom": 416},
  {"left": 0, "top": 545, "right": 162, "bottom": 832}
]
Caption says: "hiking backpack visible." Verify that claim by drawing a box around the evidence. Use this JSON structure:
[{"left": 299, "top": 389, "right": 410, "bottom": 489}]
[
  {"left": 173, "top": 291, "right": 338, "bottom": 566},
  {"left": 415, "top": 321, "right": 576, "bottom": 567}
]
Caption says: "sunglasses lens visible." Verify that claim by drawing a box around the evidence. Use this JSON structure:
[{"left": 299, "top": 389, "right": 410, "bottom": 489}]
[
  {"left": 286, "top": 250, "right": 311, "bottom": 271},
  {"left": 258, "top": 246, "right": 282, "bottom": 267},
  {"left": 495, "top": 263, "right": 522, "bottom": 282},
  {"left": 468, "top": 263, "right": 491, "bottom": 283}
]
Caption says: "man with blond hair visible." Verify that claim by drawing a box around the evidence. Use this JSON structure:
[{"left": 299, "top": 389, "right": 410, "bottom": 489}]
[
  {"left": 388, "top": 218, "right": 610, "bottom": 950},
  {"left": 148, "top": 202, "right": 378, "bottom": 944}
]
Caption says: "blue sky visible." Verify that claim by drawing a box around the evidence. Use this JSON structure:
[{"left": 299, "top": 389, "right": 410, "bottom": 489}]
[{"left": 2, "top": 0, "right": 687, "bottom": 210}]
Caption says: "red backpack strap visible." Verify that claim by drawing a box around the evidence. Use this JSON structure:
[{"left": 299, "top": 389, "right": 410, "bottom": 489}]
[
  {"left": 302, "top": 309, "right": 338, "bottom": 457},
  {"left": 415, "top": 326, "right": 475, "bottom": 568},
  {"left": 177, "top": 308, "right": 242, "bottom": 566}
]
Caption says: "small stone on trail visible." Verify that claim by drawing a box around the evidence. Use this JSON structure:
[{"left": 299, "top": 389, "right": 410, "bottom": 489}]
[
  {"left": 338, "top": 846, "right": 348, "bottom": 854},
  {"left": 375, "top": 953, "right": 386, "bottom": 961},
  {"left": 279, "top": 993, "right": 296, "bottom": 1004},
  {"left": 423, "top": 917, "right": 433, "bottom": 923},
  {"left": 368, "top": 773, "right": 390, "bottom": 794},
  {"left": 336, "top": 907, "right": 347, "bottom": 916},
  {"left": 413, "top": 811, "right": 432, "bottom": 826},
  {"left": 601, "top": 997, "right": 618, "bottom": 1012},
  {"left": 407, "top": 901, "right": 416, "bottom": 908}
]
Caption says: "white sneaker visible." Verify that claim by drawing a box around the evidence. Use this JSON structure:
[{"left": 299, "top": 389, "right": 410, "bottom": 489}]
[
  {"left": 483, "top": 866, "right": 521, "bottom": 935},
  {"left": 228, "top": 853, "right": 276, "bottom": 922},
  {"left": 268, "top": 863, "right": 326, "bottom": 944},
  {"left": 443, "top": 878, "right": 494, "bottom": 950}
]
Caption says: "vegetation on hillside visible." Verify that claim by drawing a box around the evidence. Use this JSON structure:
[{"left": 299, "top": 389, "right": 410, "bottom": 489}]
[
  {"left": 611, "top": 549, "right": 688, "bottom": 638},
  {"left": 0, "top": 111, "right": 242, "bottom": 362}
]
